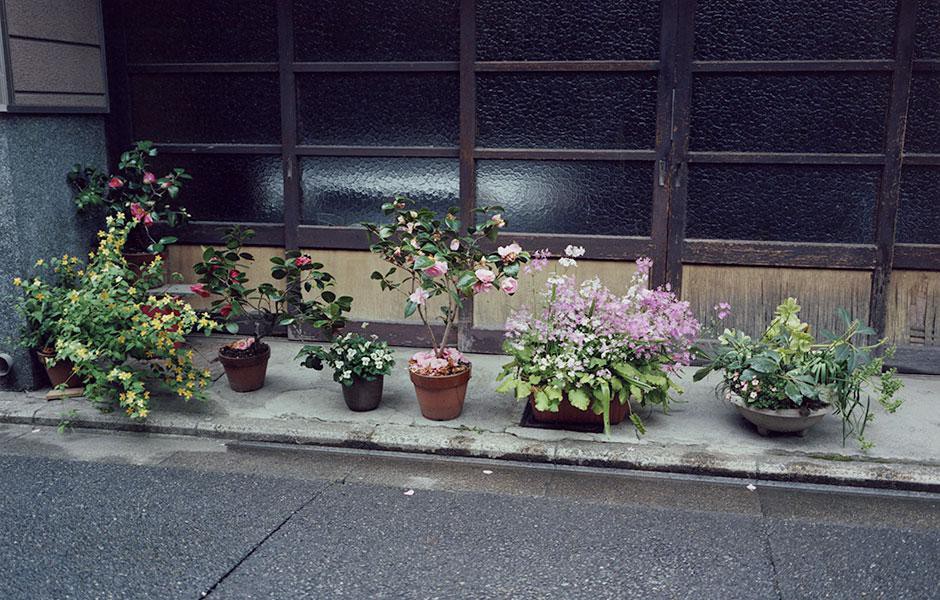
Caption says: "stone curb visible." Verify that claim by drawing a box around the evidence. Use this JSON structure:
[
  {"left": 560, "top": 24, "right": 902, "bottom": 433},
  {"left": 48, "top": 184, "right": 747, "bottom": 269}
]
[{"left": 2, "top": 400, "right": 938, "bottom": 493}]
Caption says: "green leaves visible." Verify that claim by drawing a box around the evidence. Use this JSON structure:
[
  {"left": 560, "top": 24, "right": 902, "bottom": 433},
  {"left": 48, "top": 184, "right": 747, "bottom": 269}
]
[
  {"left": 404, "top": 300, "right": 418, "bottom": 319},
  {"left": 568, "top": 388, "right": 590, "bottom": 410}
]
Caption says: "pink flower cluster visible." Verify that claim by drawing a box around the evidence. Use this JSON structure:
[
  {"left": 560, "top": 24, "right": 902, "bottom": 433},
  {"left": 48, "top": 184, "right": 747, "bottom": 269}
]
[
  {"left": 410, "top": 347, "right": 468, "bottom": 375},
  {"left": 505, "top": 257, "right": 701, "bottom": 372}
]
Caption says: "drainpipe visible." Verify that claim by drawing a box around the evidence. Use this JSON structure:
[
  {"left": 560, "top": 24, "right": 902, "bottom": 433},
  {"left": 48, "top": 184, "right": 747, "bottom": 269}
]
[{"left": 0, "top": 352, "right": 12, "bottom": 378}]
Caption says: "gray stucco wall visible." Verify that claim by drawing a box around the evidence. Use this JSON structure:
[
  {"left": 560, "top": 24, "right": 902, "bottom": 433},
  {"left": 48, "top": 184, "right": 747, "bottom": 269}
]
[{"left": 0, "top": 114, "right": 106, "bottom": 390}]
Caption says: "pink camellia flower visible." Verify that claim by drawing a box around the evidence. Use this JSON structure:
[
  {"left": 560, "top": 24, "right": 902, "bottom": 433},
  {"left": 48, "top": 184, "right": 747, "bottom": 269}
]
[
  {"left": 129, "top": 202, "right": 154, "bottom": 226},
  {"left": 449, "top": 239, "right": 460, "bottom": 251},
  {"left": 490, "top": 213, "right": 506, "bottom": 228},
  {"left": 423, "top": 260, "right": 448, "bottom": 278},
  {"left": 219, "top": 303, "right": 232, "bottom": 318},
  {"left": 475, "top": 268, "right": 495, "bottom": 283},
  {"left": 294, "top": 256, "right": 312, "bottom": 267},
  {"left": 142, "top": 172, "right": 156, "bottom": 185},
  {"left": 409, "top": 288, "right": 430, "bottom": 305},
  {"left": 231, "top": 337, "right": 255, "bottom": 351},
  {"left": 229, "top": 269, "right": 240, "bottom": 281},
  {"left": 442, "top": 347, "right": 466, "bottom": 364},
  {"left": 501, "top": 277, "right": 518, "bottom": 295},
  {"left": 473, "top": 281, "right": 493, "bottom": 294},
  {"left": 497, "top": 242, "right": 522, "bottom": 263},
  {"left": 108, "top": 177, "right": 124, "bottom": 189},
  {"left": 190, "top": 283, "right": 210, "bottom": 298}
]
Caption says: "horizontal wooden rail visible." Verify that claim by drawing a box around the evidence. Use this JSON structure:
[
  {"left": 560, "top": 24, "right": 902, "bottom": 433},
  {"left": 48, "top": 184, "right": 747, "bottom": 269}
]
[{"left": 682, "top": 239, "right": 878, "bottom": 269}]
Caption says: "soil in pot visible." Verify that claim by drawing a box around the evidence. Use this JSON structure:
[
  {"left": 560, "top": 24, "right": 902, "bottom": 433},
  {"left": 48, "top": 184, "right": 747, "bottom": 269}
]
[
  {"left": 410, "top": 366, "right": 471, "bottom": 421},
  {"left": 529, "top": 394, "right": 630, "bottom": 427},
  {"left": 342, "top": 376, "right": 384, "bottom": 411},
  {"left": 731, "top": 398, "right": 828, "bottom": 437},
  {"left": 37, "top": 348, "right": 82, "bottom": 388},
  {"left": 219, "top": 342, "right": 271, "bottom": 392}
]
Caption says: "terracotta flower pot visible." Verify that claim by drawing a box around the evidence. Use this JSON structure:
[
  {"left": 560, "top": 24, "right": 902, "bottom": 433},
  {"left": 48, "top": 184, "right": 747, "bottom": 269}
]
[
  {"left": 123, "top": 251, "right": 167, "bottom": 285},
  {"left": 219, "top": 343, "right": 271, "bottom": 392},
  {"left": 731, "top": 398, "right": 828, "bottom": 437},
  {"left": 529, "top": 394, "right": 631, "bottom": 427},
  {"left": 37, "top": 348, "right": 81, "bottom": 388},
  {"left": 410, "top": 366, "right": 471, "bottom": 421},
  {"left": 341, "top": 376, "right": 384, "bottom": 412}
]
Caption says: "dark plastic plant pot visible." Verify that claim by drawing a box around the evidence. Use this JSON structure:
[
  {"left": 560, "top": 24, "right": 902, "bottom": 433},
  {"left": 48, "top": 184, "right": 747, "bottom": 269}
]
[
  {"left": 37, "top": 348, "right": 82, "bottom": 388},
  {"left": 342, "top": 375, "right": 384, "bottom": 411},
  {"left": 529, "top": 394, "right": 630, "bottom": 427},
  {"left": 410, "top": 366, "right": 471, "bottom": 421},
  {"left": 219, "top": 343, "right": 271, "bottom": 392},
  {"left": 731, "top": 398, "right": 828, "bottom": 437}
]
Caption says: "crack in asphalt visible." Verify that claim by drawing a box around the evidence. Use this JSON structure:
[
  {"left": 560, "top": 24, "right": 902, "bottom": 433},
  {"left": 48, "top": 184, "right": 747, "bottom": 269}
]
[{"left": 199, "top": 480, "right": 339, "bottom": 599}]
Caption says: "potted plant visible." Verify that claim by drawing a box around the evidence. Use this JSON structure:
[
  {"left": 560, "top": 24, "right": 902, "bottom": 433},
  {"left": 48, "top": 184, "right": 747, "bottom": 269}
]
[
  {"left": 68, "top": 140, "right": 191, "bottom": 285},
  {"left": 497, "top": 251, "right": 700, "bottom": 434},
  {"left": 10, "top": 255, "right": 83, "bottom": 387},
  {"left": 192, "top": 226, "right": 352, "bottom": 392},
  {"left": 364, "top": 196, "right": 529, "bottom": 420},
  {"left": 694, "top": 298, "right": 904, "bottom": 448},
  {"left": 296, "top": 332, "right": 396, "bottom": 411},
  {"left": 49, "top": 213, "right": 217, "bottom": 419}
]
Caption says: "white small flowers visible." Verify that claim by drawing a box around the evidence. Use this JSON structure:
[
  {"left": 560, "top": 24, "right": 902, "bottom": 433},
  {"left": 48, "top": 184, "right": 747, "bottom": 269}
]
[
  {"left": 559, "top": 257, "right": 577, "bottom": 268},
  {"left": 564, "top": 245, "right": 585, "bottom": 258}
]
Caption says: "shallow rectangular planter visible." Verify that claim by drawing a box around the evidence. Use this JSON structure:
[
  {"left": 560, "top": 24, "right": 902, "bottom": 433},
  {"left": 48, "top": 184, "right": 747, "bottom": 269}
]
[{"left": 528, "top": 394, "right": 630, "bottom": 427}]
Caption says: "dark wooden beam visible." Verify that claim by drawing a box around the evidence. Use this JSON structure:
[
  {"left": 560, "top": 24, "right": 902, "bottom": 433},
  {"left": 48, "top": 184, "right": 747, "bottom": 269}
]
[
  {"left": 296, "top": 145, "right": 459, "bottom": 158},
  {"left": 157, "top": 143, "right": 281, "bottom": 155},
  {"left": 476, "top": 60, "right": 659, "bottom": 72},
  {"left": 457, "top": 0, "right": 477, "bottom": 353},
  {"left": 175, "top": 222, "right": 285, "bottom": 247},
  {"left": 893, "top": 244, "right": 940, "bottom": 270},
  {"left": 692, "top": 59, "right": 895, "bottom": 73},
  {"left": 683, "top": 240, "right": 878, "bottom": 269},
  {"left": 649, "top": 0, "right": 680, "bottom": 287},
  {"left": 688, "top": 151, "right": 886, "bottom": 165},
  {"left": 902, "top": 153, "right": 940, "bottom": 165},
  {"left": 293, "top": 61, "right": 458, "bottom": 72},
  {"left": 474, "top": 148, "right": 655, "bottom": 161},
  {"left": 664, "top": 0, "right": 696, "bottom": 292},
  {"left": 126, "top": 62, "right": 278, "bottom": 73},
  {"left": 293, "top": 320, "right": 444, "bottom": 348},
  {"left": 277, "top": 0, "right": 300, "bottom": 251},
  {"left": 869, "top": 0, "right": 918, "bottom": 340}
]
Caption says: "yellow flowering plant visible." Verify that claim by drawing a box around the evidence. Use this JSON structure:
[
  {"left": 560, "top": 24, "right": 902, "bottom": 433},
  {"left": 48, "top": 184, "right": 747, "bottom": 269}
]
[
  {"left": 10, "top": 254, "right": 83, "bottom": 353},
  {"left": 52, "top": 213, "right": 217, "bottom": 419}
]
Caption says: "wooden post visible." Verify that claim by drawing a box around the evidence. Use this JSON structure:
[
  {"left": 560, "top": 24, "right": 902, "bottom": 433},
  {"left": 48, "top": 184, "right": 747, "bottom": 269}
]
[{"left": 869, "top": 0, "right": 917, "bottom": 339}]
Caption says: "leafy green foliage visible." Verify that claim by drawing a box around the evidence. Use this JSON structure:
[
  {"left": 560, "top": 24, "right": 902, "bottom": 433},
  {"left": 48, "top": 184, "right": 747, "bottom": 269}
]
[
  {"left": 296, "top": 332, "right": 395, "bottom": 386},
  {"left": 363, "top": 195, "right": 529, "bottom": 362},
  {"left": 695, "top": 298, "right": 904, "bottom": 449},
  {"left": 68, "top": 140, "right": 192, "bottom": 253},
  {"left": 192, "top": 226, "right": 352, "bottom": 343}
]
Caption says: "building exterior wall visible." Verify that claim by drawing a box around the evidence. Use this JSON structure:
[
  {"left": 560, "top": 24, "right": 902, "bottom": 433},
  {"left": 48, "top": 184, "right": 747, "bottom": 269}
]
[{"left": 0, "top": 114, "right": 106, "bottom": 390}]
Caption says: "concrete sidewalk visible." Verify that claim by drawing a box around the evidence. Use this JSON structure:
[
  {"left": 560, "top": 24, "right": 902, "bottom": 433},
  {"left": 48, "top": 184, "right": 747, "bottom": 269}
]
[{"left": 1, "top": 336, "right": 938, "bottom": 491}]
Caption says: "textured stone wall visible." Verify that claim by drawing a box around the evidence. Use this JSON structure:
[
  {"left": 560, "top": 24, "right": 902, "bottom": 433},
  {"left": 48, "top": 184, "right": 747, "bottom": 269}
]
[{"left": 0, "top": 114, "right": 106, "bottom": 391}]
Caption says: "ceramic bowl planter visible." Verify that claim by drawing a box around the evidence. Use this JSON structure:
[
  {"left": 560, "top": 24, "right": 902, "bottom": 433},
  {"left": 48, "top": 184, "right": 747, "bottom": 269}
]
[
  {"left": 731, "top": 398, "right": 828, "bottom": 437},
  {"left": 342, "top": 376, "right": 385, "bottom": 412},
  {"left": 219, "top": 342, "right": 270, "bottom": 392},
  {"left": 529, "top": 394, "right": 631, "bottom": 428},
  {"left": 37, "top": 348, "right": 81, "bottom": 388},
  {"left": 410, "top": 366, "right": 471, "bottom": 421}
]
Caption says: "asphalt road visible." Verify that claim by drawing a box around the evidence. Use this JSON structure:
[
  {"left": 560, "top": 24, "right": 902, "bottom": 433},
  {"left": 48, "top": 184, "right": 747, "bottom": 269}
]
[{"left": 0, "top": 424, "right": 937, "bottom": 600}]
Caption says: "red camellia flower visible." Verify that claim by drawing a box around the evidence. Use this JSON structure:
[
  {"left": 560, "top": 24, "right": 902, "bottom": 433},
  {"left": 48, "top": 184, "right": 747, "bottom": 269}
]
[
  {"left": 294, "top": 256, "right": 312, "bottom": 267},
  {"left": 229, "top": 269, "right": 240, "bottom": 281},
  {"left": 190, "top": 283, "right": 210, "bottom": 298},
  {"left": 129, "top": 202, "right": 154, "bottom": 226},
  {"left": 219, "top": 303, "right": 232, "bottom": 318},
  {"left": 142, "top": 172, "right": 156, "bottom": 184},
  {"left": 108, "top": 177, "right": 124, "bottom": 189}
]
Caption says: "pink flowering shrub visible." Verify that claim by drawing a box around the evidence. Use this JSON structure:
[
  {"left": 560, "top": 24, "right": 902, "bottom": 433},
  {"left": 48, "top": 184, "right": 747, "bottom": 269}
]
[
  {"left": 364, "top": 196, "right": 530, "bottom": 375},
  {"left": 497, "top": 248, "right": 701, "bottom": 434}
]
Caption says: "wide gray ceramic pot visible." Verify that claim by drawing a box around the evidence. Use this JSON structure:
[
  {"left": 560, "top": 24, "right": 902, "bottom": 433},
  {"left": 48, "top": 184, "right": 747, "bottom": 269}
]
[
  {"left": 731, "top": 397, "right": 829, "bottom": 437},
  {"left": 342, "top": 375, "right": 384, "bottom": 412}
]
